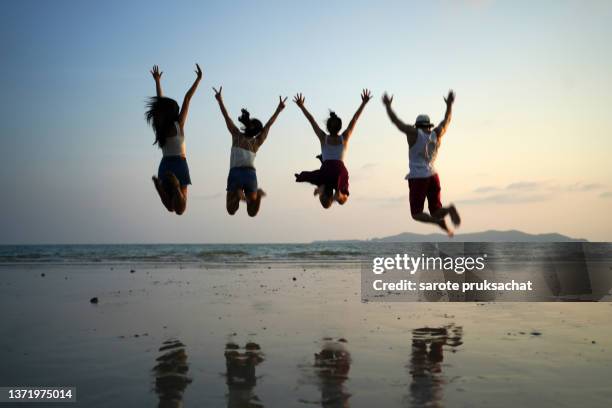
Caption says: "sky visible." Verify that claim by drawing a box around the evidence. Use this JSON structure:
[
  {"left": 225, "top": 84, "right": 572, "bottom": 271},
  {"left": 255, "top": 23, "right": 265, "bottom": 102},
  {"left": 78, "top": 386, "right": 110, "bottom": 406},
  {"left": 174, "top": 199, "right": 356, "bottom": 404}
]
[{"left": 0, "top": 0, "right": 611, "bottom": 244}]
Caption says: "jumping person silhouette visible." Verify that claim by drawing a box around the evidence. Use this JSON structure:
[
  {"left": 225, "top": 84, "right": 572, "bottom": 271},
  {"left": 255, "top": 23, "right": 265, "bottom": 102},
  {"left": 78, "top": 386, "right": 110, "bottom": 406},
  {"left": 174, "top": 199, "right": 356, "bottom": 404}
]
[
  {"left": 294, "top": 89, "right": 372, "bottom": 208},
  {"left": 146, "top": 64, "right": 202, "bottom": 215},
  {"left": 382, "top": 90, "right": 461, "bottom": 236},
  {"left": 213, "top": 87, "right": 286, "bottom": 217}
]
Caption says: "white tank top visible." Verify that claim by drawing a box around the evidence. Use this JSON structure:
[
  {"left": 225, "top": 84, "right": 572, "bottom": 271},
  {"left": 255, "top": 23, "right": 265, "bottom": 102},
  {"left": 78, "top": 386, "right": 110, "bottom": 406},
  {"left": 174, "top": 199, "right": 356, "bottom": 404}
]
[
  {"left": 321, "top": 135, "right": 346, "bottom": 161},
  {"left": 161, "top": 122, "right": 186, "bottom": 157},
  {"left": 230, "top": 137, "right": 256, "bottom": 169},
  {"left": 407, "top": 129, "right": 438, "bottom": 179}
]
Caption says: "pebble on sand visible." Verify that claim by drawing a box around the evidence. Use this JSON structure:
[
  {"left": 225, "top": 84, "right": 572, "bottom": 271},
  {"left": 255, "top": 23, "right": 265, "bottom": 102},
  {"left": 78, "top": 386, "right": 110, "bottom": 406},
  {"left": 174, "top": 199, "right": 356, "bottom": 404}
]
[
  {"left": 41, "top": 273, "right": 45, "bottom": 277},
  {"left": 130, "top": 269, "right": 135, "bottom": 273},
  {"left": 292, "top": 277, "right": 297, "bottom": 281},
  {"left": 90, "top": 297, "right": 99, "bottom": 304}
]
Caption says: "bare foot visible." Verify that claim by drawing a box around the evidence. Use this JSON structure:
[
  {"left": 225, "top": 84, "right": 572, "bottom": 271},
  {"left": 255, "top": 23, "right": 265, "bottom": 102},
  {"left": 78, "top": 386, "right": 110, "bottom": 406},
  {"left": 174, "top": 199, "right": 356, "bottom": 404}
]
[
  {"left": 449, "top": 204, "right": 461, "bottom": 227},
  {"left": 257, "top": 188, "right": 266, "bottom": 198},
  {"left": 238, "top": 190, "right": 246, "bottom": 201},
  {"left": 437, "top": 218, "right": 454, "bottom": 237}
]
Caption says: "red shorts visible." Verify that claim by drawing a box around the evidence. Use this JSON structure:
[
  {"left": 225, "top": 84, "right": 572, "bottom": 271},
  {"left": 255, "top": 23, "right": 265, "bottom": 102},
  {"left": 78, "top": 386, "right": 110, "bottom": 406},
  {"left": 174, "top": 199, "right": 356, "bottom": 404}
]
[
  {"left": 295, "top": 160, "right": 350, "bottom": 195},
  {"left": 408, "top": 174, "right": 442, "bottom": 215}
]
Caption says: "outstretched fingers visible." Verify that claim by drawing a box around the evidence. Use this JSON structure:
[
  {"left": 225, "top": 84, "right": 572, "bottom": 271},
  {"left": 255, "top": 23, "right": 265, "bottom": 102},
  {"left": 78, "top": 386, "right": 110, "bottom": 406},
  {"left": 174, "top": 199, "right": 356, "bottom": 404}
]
[
  {"left": 444, "top": 89, "right": 455, "bottom": 104},
  {"left": 361, "top": 88, "right": 372, "bottom": 102},
  {"left": 382, "top": 92, "right": 393, "bottom": 106},
  {"left": 195, "top": 63, "right": 203, "bottom": 79},
  {"left": 293, "top": 93, "right": 305, "bottom": 106},
  {"left": 278, "top": 95, "right": 288, "bottom": 110},
  {"left": 151, "top": 65, "right": 163, "bottom": 79}
]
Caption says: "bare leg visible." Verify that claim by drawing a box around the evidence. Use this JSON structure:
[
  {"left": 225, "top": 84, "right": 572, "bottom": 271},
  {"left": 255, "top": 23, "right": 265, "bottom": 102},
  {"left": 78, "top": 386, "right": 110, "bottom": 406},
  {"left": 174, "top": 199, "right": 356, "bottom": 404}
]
[
  {"left": 412, "top": 212, "right": 454, "bottom": 237},
  {"left": 162, "top": 173, "right": 186, "bottom": 215},
  {"left": 152, "top": 176, "right": 174, "bottom": 212},
  {"left": 335, "top": 190, "right": 348, "bottom": 205},
  {"left": 226, "top": 191, "right": 240, "bottom": 215},
  {"left": 246, "top": 189, "right": 266, "bottom": 217},
  {"left": 174, "top": 186, "right": 188, "bottom": 215}
]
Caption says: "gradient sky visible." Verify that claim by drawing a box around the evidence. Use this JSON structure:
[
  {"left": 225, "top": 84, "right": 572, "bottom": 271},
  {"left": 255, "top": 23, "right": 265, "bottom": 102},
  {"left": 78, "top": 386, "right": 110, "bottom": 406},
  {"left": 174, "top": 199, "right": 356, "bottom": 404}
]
[{"left": 1, "top": 0, "right": 611, "bottom": 244}]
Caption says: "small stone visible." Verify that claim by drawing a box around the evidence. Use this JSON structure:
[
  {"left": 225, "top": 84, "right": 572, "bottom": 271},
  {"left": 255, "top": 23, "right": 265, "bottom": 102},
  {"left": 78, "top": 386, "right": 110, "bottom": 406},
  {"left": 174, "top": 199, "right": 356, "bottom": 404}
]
[
  {"left": 130, "top": 269, "right": 135, "bottom": 273},
  {"left": 90, "top": 297, "right": 99, "bottom": 304},
  {"left": 292, "top": 277, "right": 297, "bottom": 281},
  {"left": 41, "top": 273, "right": 45, "bottom": 277}
]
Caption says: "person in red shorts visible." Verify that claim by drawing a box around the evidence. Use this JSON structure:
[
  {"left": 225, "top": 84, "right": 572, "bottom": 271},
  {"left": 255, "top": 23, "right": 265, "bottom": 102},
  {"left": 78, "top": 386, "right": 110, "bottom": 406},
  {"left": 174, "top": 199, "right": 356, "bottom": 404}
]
[
  {"left": 293, "top": 90, "right": 371, "bottom": 208},
  {"left": 382, "top": 90, "right": 461, "bottom": 236}
]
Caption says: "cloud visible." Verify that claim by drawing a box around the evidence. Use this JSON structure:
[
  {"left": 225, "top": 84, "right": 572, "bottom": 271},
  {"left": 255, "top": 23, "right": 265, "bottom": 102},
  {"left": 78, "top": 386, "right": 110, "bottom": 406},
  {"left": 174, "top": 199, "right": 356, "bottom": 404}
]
[
  {"left": 506, "top": 181, "right": 543, "bottom": 191},
  {"left": 359, "top": 162, "right": 379, "bottom": 171},
  {"left": 465, "top": 180, "right": 606, "bottom": 205},
  {"left": 563, "top": 183, "right": 605, "bottom": 192},
  {"left": 458, "top": 193, "right": 553, "bottom": 205},
  {"left": 473, "top": 186, "right": 499, "bottom": 193},
  {"left": 600, "top": 192, "right": 612, "bottom": 199}
]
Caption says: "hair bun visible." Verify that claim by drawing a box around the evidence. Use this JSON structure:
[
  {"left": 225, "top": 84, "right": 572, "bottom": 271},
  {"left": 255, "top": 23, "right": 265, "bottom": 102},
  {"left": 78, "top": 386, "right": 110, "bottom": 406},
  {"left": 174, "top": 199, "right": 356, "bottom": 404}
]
[{"left": 329, "top": 111, "right": 337, "bottom": 119}]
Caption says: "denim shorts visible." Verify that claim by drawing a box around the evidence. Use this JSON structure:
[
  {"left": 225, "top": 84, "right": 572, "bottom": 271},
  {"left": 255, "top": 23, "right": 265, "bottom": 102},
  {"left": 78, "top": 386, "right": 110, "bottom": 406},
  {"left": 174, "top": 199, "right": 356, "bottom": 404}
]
[
  {"left": 227, "top": 167, "right": 258, "bottom": 194},
  {"left": 158, "top": 156, "right": 191, "bottom": 186}
]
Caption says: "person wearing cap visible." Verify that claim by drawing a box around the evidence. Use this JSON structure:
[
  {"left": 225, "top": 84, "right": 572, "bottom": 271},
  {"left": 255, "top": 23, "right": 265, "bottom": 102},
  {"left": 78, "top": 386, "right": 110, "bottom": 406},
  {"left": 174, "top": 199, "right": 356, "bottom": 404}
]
[{"left": 382, "top": 90, "right": 461, "bottom": 236}]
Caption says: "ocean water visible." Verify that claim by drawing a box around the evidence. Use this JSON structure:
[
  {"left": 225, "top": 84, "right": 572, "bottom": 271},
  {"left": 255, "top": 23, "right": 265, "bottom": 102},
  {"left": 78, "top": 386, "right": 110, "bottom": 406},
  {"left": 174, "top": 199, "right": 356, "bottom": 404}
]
[{"left": 1, "top": 242, "right": 610, "bottom": 265}]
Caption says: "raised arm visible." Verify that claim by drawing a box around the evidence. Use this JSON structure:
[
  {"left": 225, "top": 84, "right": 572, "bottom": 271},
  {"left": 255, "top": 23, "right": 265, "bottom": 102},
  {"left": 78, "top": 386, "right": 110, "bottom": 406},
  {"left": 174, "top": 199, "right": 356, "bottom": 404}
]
[
  {"left": 342, "top": 89, "right": 372, "bottom": 141},
  {"left": 213, "top": 86, "right": 240, "bottom": 139},
  {"left": 150, "top": 65, "right": 163, "bottom": 97},
  {"left": 178, "top": 64, "right": 203, "bottom": 129},
  {"left": 293, "top": 93, "right": 326, "bottom": 143},
  {"left": 382, "top": 92, "right": 417, "bottom": 146},
  {"left": 434, "top": 90, "right": 455, "bottom": 142},
  {"left": 257, "top": 96, "right": 287, "bottom": 147}
]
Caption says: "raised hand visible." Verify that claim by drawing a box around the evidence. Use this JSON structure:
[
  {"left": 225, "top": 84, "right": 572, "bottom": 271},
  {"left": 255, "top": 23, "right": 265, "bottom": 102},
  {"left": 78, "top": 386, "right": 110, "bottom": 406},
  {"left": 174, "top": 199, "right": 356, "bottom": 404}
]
[
  {"left": 361, "top": 88, "right": 372, "bottom": 104},
  {"left": 194, "top": 63, "right": 203, "bottom": 80},
  {"left": 150, "top": 65, "right": 163, "bottom": 81},
  {"left": 444, "top": 89, "right": 455, "bottom": 106},
  {"left": 213, "top": 86, "right": 223, "bottom": 101},
  {"left": 277, "top": 96, "right": 288, "bottom": 111},
  {"left": 293, "top": 93, "right": 305, "bottom": 108},
  {"left": 382, "top": 92, "right": 393, "bottom": 106}
]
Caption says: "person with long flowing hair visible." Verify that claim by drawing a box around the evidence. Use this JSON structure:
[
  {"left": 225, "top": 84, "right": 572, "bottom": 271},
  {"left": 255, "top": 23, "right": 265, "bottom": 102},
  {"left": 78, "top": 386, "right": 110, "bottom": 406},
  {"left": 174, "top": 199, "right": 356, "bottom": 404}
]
[{"left": 146, "top": 64, "right": 202, "bottom": 215}]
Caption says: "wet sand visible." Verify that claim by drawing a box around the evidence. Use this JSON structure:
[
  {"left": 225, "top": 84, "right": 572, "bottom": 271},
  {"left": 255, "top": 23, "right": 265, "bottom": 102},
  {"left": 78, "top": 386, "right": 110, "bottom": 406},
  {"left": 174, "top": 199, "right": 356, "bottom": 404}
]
[{"left": 0, "top": 263, "right": 611, "bottom": 407}]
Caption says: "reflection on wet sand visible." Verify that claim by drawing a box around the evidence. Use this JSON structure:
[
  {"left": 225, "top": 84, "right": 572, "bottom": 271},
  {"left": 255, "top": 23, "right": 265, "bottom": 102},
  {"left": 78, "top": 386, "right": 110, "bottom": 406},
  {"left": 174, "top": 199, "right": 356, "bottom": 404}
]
[
  {"left": 153, "top": 339, "right": 192, "bottom": 408},
  {"left": 313, "top": 337, "right": 352, "bottom": 408},
  {"left": 407, "top": 325, "right": 463, "bottom": 408},
  {"left": 225, "top": 341, "right": 265, "bottom": 408}
]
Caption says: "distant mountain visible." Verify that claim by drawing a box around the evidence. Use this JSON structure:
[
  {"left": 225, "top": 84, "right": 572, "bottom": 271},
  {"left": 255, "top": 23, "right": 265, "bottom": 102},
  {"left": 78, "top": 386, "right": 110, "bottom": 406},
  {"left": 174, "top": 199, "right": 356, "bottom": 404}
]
[{"left": 370, "top": 230, "right": 587, "bottom": 243}]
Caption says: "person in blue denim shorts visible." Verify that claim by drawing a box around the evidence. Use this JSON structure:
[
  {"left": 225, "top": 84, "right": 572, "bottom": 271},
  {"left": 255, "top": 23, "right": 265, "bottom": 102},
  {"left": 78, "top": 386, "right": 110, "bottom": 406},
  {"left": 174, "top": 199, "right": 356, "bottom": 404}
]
[
  {"left": 146, "top": 64, "right": 202, "bottom": 215},
  {"left": 213, "top": 86, "right": 286, "bottom": 216}
]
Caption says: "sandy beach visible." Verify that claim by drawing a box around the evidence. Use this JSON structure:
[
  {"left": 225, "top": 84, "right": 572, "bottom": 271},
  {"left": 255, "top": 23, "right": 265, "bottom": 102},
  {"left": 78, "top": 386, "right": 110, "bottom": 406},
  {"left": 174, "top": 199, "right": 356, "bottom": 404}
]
[{"left": 1, "top": 261, "right": 611, "bottom": 407}]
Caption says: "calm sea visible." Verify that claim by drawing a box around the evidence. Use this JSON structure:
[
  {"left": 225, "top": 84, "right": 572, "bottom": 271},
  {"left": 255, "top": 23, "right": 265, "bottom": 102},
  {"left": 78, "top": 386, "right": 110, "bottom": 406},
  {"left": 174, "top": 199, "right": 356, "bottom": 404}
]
[{"left": 0, "top": 242, "right": 609, "bottom": 265}]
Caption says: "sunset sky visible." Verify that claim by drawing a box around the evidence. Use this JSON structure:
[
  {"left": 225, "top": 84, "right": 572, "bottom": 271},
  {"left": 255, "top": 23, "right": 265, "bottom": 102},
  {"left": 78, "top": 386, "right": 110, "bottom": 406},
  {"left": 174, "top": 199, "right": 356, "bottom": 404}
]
[{"left": 1, "top": 0, "right": 611, "bottom": 243}]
